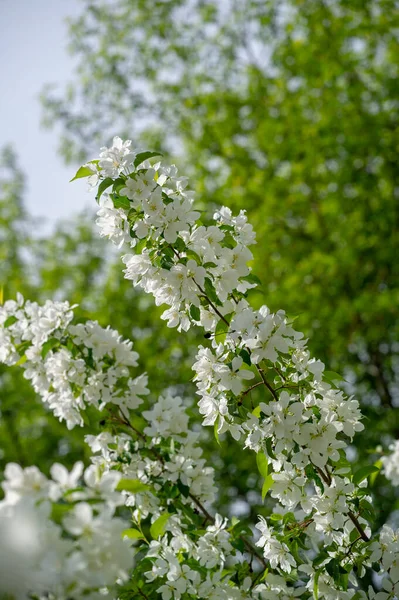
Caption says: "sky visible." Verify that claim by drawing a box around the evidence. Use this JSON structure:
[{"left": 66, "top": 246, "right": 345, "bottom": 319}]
[{"left": 0, "top": 0, "right": 91, "bottom": 233}]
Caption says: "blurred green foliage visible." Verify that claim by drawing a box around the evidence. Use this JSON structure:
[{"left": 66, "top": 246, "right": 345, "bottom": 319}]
[{"left": 1, "top": 0, "right": 398, "bottom": 526}]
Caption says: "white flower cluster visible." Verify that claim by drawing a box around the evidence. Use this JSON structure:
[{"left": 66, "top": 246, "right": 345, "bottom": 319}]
[
  {"left": 368, "top": 526, "right": 399, "bottom": 600},
  {"left": 0, "top": 295, "right": 257, "bottom": 599},
  {"left": 0, "top": 293, "right": 149, "bottom": 428},
  {"left": 3, "top": 136, "right": 399, "bottom": 598},
  {"left": 0, "top": 461, "right": 131, "bottom": 599},
  {"left": 79, "top": 136, "right": 399, "bottom": 599}
]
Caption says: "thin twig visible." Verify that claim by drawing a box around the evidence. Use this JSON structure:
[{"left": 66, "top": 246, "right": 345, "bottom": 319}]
[
  {"left": 348, "top": 511, "right": 370, "bottom": 542},
  {"left": 257, "top": 367, "right": 279, "bottom": 401},
  {"left": 241, "top": 381, "right": 264, "bottom": 398},
  {"left": 315, "top": 465, "right": 369, "bottom": 542}
]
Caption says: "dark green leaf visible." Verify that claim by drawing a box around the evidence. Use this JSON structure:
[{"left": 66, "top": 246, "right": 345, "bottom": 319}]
[
  {"left": 95, "top": 177, "right": 114, "bottom": 201},
  {"left": 190, "top": 304, "right": 201, "bottom": 321},
  {"left": 239, "top": 348, "right": 251, "bottom": 366},
  {"left": 353, "top": 465, "right": 380, "bottom": 486},
  {"left": 265, "top": 437, "right": 276, "bottom": 460},
  {"left": 204, "top": 277, "right": 222, "bottom": 306},
  {"left": 134, "top": 151, "right": 162, "bottom": 168}
]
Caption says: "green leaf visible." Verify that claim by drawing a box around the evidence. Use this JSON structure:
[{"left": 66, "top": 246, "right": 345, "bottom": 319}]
[
  {"left": 265, "top": 437, "right": 276, "bottom": 460},
  {"left": 177, "top": 480, "right": 190, "bottom": 498},
  {"left": 313, "top": 551, "right": 329, "bottom": 568},
  {"left": 134, "top": 151, "right": 162, "bottom": 168},
  {"left": 95, "top": 177, "right": 114, "bottom": 202},
  {"left": 215, "top": 317, "right": 230, "bottom": 341},
  {"left": 150, "top": 513, "right": 171, "bottom": 539},
  {"left": 41, "top": 338, "right": 61, "bottom": 359},
  {"left": 270, "top": 513, "right": 283, "bottom": 522},
  {"left": 16, "top": 340, "right": 32, "bottom": 356},
  {"left": 231, "top": 516, "right": 240, "bottom": 528},
  {"left": 305, "top": 463, "right": 324, "bottom": 494},
  {"left": 81, "top": 410, "right": 91, "bottom": 427},
  {"left": 186, "top": 249, "right": 202, "bottom": 264},
  {"left": 359, "top": 498, "right": 375, "bottom": 520},
  {"left": 240, "top": 273, "right": 262, "bottom": 286},
  {"left": 190, "top": 304, "right": 201, "bottom": 322},
  {"left": 261, "top": 474, "right": 274, "bottom": 502},
  {"left": 256, "top": 452, "right": 268, "bottom": 479},
  {"left": 111, "top": 193, "right": 130, "bottom": 210},
  {"left": 239, "top": 348, "right": 251, "bottom": 366},
  {"left": 324, "top": 371, "right": 345, "bottom": 386},
  {"left": 122, "top": 528, "right": 144, "bottom": 540},
  {"left": 222, "top": 232, "right": 236, "bottom": 249},
  {"left": 352, "top": 465, "right": 380, "bottom": 486},
  {"left": 313, "top": 570, "right": 321, "bottom": 600},
  {"left": 252, "top": 405, "right": 261, "bottom": 418},
  {"left": 3, "top": 315, "right": 17, "bottom": 328},
  {"left": 70, "top": 165, "right": 94, "bottom": 182},
  {"left": 214, "top": 419, "right": 221, "bottom": 446},
  {"left": 51, "top": 503, "right": 74, "bottom": 524},
  {"left": 370, "top": 460, "right": 382, "bottom": 486},
  {"left": 116, "top": 478, "right": 151, "bottom": 493},
  {"left": 204, "top": 277, "right": 222, "bottom": 306},
  {"left": 174, "top": 236, "right": 186, "bottom": 253}
]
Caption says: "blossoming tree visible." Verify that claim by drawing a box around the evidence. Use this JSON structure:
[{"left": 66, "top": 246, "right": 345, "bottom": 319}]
[{"left": 1, "top": 136, "right": 398, "bottom": 599}]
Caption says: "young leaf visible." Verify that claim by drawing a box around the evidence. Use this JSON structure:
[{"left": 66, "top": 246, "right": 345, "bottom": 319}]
[
  {"left": 70, "top": 165, "right": 94, "bottom": 182},
  {"left": 261, "top": 474, "right": 274, "bottom": 502},
  {"left": 313, "top": 570, "right": 321, "bottom": 600},
  {"left": 215, "top": 318, "right": 229, "bottom": 341},
  {"left": 150, "top": 513, "right": 171, "bottom": 539},
  {"left": 116, "top": 478, "right": 151, "bottom": 493},
  {"left": 214, "top": 419, "right": 221, "bottom": 446},
  {"left": 252, "top": 405, "right": 261, "bottom": 418},
  {"left": 352, "top": 465, "right": 380, "bottom": 486},
  {"left": 256, "top": 452, "right": 268, "bottom": 479},
  {"left": 123, "top": 528, "right": 144, "bottom": 540},
  {"left": 4, "top": 315, "right": 18, "bottom": 328}
]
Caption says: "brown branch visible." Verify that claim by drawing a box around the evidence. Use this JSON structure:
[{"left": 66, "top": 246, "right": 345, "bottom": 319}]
[
  {"left": 193, "top": 279, "right": 229, "bottom": 325},
  {"left": 241, "top": 381, "right": 264, "bottom": 398},
  {"left": 257, "top": 367, "right": 279, "bottom": 401},
  {"left": 348, "top": 511, "right": 370, "bottom": 543},
  {"left": 314, "top": 465, "right": 370, "bottom": 542}
]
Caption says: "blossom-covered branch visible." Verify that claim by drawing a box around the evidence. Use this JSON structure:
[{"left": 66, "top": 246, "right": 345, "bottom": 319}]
[
  {"left": 70, "top": 135, "right": 399, "bottom": 598},
  {"left": 0, "top": 296, "right": 264, "bottom": 599}
]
